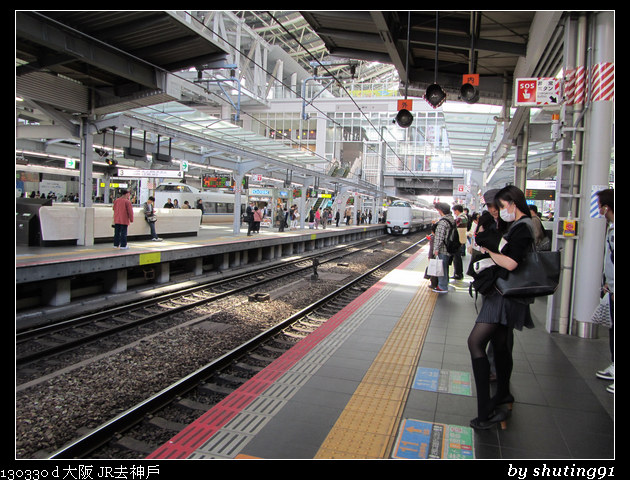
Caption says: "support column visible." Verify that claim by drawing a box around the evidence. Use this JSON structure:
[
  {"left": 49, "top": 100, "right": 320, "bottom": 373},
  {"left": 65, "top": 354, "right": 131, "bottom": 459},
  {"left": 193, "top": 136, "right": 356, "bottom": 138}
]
[
  {"left": 513, "top": 116, "right": 529, "bottom": 191},
  {"left": 232, "top": 172, "right": 244, "bottom": 235},
  {"left": 572, "top": 11, "right": 614, "bottom": 337},
  {"left": 42, "top": 279, "right": 71, "bottom": 306},
  {"left": 79, "top": 118, "right": 93, "bottom": 209},
  {"left": 154, "top": 263, "right": 170, "bottom": 284},
  {"left": 105, "top": 269, "right": 127, "bottom": 294}
]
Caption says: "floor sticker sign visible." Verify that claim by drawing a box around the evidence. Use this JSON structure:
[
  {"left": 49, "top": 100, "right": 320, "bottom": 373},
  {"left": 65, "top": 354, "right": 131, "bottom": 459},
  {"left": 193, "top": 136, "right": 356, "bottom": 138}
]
[
  {"left": 413, "top": 367, "right": 471, "bottom": 396},
  {"left": 393, "top": 419, "right": 474, "bottom": 459}
]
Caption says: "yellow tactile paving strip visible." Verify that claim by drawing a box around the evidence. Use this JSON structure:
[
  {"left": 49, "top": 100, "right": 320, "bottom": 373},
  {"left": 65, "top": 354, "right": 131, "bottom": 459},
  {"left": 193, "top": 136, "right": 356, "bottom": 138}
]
[{"left": 314, "top": 272, "right": 437, "bottom": 459}]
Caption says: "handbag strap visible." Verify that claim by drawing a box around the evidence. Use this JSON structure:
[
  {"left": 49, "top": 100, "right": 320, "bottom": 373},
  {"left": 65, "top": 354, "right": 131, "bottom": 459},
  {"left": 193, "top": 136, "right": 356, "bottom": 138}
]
[{"left": 515, "top": 217, "right": 537, "bottom": 257}]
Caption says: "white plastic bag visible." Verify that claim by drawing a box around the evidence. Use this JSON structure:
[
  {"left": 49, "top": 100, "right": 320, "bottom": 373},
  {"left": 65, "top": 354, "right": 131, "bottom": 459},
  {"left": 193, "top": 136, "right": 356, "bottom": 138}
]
[{"left": 427, "top": 258, "right": 444, "bottom": 277}]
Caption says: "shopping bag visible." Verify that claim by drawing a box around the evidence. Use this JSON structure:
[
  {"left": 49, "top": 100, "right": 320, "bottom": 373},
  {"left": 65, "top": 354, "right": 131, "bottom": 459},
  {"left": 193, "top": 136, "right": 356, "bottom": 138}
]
[
  {"left": 590, "top": 293, "right": 612, "bottom": 327},
  {"left": 427, "top": 258, "right": 443, "bottom": 277}
]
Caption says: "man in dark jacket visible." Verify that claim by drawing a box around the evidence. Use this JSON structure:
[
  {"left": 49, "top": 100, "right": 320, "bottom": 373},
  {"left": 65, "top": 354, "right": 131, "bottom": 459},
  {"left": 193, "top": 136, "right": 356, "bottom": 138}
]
[
  {"left": 196, "top": 199, "right": 205, "bottom": 225},
  {"left": 432, "top": 202, "right": 456, "bottom": 293},
  {"left": 245, "top": 202, "right": 255, "bottom": 236}
]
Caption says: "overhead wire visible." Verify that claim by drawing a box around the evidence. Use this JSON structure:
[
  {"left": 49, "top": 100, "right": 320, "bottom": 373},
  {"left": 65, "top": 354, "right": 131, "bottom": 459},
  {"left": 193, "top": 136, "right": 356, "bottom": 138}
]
[
  {"left": 19, "top": 11, "right": 437, "bottom": 187},
  {"left": 265, "top": 11, "right": 425, "bottom": 180}
]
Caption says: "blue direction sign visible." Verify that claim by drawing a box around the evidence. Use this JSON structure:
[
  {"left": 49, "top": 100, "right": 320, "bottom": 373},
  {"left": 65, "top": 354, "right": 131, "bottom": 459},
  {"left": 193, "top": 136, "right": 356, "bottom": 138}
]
[
  {"left": 413, "top": 367, "right": 471, "bottom": 396},
  {"left": 393, "top": 419, "right": 474, "bottom": 459}
]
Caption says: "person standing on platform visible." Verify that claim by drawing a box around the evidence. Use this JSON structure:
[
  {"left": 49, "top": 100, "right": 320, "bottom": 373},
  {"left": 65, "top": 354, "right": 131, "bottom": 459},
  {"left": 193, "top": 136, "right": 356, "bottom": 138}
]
[
  {"left": 291, "top": 207, "right": 299, "bottom": 230},
  {"left": 245, "top": 202, "right": 255, "bottom": 236},
  {"left": 467, "top": 186, "right": 535, "bottom": 430},
  {"left": 196, "top": 199, "right": 205, "bottom": 225},
  {"left": 335, "top": 209, "right": 340, "bottom": 227},
  {"left": 276, "top": 205, "right": 285, "bottom": 232},
  {"left": 113, "top": 189, "right": 134, "bottom": 249},
  {"left": 253, "top": 206, "right": 262, "bottom": 233},
  {"left": 163, "top": 198, "right": 174, "bottom": 208},
  {"left": 595, "top": 189, "right": 614, "bottom": 393},
  {"left": 142, "top": 196, "right": 162, "bottom": 242},
  {"left": 432, "top": 202, "right": 455, "bottom": 294},
  {"left": 451, "top": 204, "right": 467, "bottom": 280}
]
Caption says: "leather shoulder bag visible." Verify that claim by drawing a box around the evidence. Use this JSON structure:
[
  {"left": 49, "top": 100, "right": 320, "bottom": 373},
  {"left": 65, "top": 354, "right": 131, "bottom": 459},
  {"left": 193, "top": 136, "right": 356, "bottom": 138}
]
[{"left": 494, "top": 218, "right": 561, "bottom": 298}]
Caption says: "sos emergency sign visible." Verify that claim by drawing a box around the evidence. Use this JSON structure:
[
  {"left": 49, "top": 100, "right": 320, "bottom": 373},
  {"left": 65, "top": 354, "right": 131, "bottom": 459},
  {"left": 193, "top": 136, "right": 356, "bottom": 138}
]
[{"left": 515, "top": 77, "right": 560, "bottom": 106}]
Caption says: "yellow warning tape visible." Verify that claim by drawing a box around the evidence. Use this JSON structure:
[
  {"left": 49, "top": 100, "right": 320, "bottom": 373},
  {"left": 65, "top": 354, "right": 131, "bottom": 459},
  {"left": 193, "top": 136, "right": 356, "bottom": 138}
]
[{"left": 314, "top": 260, "right": 437, "bottom": 459}]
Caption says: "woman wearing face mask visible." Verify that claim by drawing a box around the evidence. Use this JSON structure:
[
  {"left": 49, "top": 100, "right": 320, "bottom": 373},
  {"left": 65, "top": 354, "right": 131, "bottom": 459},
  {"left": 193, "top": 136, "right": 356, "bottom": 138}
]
[{"left": 467, "top": 185, "right": 535, "bottom": 430}]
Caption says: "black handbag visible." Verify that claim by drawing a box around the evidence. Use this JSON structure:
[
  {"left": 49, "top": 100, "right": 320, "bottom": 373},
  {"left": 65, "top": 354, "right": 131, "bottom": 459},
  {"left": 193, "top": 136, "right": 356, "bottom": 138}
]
[{"left": 494, "top": 234, "right": 561, "bottom": 298}]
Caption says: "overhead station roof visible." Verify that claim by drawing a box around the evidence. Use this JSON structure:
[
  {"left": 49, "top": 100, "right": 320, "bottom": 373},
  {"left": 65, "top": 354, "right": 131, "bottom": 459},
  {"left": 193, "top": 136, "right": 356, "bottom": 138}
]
[
  {"left": 16, "top": 11, "right": 229, "bottom": 115},
  {"left": 16, "top": 11, "right": 569, "bottom": 192},
  {"left": 297, "top": 11, "right": 565, "bottom": 177}
]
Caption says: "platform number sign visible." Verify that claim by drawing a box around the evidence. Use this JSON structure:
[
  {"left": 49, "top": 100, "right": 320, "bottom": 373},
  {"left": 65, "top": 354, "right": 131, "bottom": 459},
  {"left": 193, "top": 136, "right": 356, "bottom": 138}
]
[{"left": 397, "top": 99, "right": 413, "bottom": 111}]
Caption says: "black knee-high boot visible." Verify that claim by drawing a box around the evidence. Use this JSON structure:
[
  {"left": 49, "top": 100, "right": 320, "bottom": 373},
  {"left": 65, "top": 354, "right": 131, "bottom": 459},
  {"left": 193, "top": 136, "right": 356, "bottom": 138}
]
[
  {"left": 491, "top": 348, "right": 514, "bottom": 408},
  {"left": 471, "top": 356, "right": 493, "bottom": 421}
]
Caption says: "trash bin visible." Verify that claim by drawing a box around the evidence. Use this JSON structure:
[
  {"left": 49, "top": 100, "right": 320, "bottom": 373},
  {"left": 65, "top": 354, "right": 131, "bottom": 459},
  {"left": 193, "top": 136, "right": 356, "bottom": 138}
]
[
  {"left": 16, "top": 212, "right": 40, "bottom": 246},
  {"left": 16, "top": 197, "right": 51, "bottom": 246}
]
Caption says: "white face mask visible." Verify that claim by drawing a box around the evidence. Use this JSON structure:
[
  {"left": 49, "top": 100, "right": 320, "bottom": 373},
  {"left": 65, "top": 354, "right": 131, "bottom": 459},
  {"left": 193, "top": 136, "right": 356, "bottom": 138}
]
[{"left": 500, "top": 203, "right": 516, "bottom": 222}]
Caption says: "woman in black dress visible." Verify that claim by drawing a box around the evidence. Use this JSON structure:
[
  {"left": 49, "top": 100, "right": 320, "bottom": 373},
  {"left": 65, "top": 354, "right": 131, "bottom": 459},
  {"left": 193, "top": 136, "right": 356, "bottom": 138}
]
[{"left": 467, "top": 185, "right": 535, "bottom": 429}]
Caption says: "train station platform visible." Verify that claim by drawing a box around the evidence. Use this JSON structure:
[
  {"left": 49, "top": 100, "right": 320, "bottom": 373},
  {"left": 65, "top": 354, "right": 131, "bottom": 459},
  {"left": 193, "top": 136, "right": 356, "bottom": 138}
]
[
  {"left": 16, "top": 221, "right": 385, "bottom": 322},
  {"left": 146, "top": 245, "right": 615, "bottom": 460}
]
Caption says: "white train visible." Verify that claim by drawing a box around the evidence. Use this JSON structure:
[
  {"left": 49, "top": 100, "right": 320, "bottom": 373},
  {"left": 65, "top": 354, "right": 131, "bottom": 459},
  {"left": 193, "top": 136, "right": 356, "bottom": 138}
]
[
  {"left": 385, "top": 200, "right": 439, "bottom": 235},
  {"left": 154, "top": 182, "right": 246, "bottom": 224}
]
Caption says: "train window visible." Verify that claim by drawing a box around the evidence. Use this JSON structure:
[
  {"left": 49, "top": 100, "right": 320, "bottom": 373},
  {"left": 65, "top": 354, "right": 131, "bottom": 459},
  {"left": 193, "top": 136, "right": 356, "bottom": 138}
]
[
  {"left": 391, "top": 200, "right": 411, "bottom": 207},
  {"left": 156, "top": 185, "right": 191, "bottom": 193}
]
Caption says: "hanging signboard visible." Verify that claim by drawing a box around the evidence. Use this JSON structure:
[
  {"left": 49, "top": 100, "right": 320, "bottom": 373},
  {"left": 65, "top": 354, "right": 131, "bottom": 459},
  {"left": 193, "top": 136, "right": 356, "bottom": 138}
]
[
  {"left": 397, "top": 99, "right": 413, "bottom": 111},
  {"left": 116, "top": 169, "right": 183, "bottom": 179},
  {"left": 462, "top": 74, "right": 479, "bottom": 86},
  {"left": 515, "top": 78, "right": 560, "bottom": 107}
]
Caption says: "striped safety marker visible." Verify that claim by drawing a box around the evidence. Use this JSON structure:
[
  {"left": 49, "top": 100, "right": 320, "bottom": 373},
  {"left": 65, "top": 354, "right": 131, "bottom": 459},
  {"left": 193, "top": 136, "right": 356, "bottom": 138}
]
[{"left": 591, "top": 62, "right": 614, "bottom": 102}]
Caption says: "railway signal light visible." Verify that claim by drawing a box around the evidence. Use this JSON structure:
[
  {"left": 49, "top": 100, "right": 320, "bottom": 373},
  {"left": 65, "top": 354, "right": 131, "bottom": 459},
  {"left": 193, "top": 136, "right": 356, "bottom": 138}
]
[
  {"left": 460, "top": 82, "right": 480, "bottom": 104},
  {"left": 424, "top": 83, "right": 446, "bottom": 108},
  {"left": 394, "top": 108, "right": 414, "bottom": 128}
]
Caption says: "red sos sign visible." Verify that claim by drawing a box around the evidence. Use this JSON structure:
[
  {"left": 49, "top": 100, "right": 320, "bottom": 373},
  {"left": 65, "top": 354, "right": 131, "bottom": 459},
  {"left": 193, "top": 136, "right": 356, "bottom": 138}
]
[{"left": 515, "top": 78, "right": 538, "bottom": 105}]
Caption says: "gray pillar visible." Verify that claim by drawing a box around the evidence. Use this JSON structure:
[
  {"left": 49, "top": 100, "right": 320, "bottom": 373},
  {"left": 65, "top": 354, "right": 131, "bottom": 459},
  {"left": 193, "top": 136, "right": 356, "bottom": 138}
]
[
  {"left": 80, "top": 119, "right": 94, "bottom": 208},
  {"left": 572, "top": 12, "right": 614, "bottom": 334},
  {"left": 513, "top": 116, "right": 529, "bottom": 192},
  {"left": 232, "top": 173, "right": 244, "bottom": 234},
  {"left": 42, "top": 279, "right": 71, "bottom": 306}
]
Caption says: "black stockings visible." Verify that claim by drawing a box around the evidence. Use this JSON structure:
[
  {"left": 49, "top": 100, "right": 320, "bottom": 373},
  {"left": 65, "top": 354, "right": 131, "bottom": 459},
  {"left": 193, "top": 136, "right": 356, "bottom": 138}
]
[{"left": 468, "top": 323, "right": 512, "bottom": 420}]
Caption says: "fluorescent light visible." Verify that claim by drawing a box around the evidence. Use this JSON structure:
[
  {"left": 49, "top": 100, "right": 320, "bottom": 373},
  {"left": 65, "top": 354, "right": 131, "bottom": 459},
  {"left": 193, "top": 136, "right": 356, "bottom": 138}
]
[{"left": 486, "top": 157, "right": 505, "bottom": 183}]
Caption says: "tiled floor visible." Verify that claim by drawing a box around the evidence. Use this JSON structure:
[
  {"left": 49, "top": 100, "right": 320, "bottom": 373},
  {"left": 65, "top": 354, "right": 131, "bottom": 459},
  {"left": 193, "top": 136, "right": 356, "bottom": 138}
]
[
  {"left": 405, "top": 267, "right": 615, "bottom": 459},
  {"left": 150, "top": 247, "right": 614, "bottom": 460}
]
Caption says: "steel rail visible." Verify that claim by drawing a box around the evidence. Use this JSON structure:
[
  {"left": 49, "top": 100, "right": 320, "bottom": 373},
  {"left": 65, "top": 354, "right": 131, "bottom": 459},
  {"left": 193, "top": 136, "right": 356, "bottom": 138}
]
[
  {"left": 48, "top": 237, "right": 426, "bottom": 459},
  {"left": 17, "top": 236, "right": 391, "bottom": 365}
]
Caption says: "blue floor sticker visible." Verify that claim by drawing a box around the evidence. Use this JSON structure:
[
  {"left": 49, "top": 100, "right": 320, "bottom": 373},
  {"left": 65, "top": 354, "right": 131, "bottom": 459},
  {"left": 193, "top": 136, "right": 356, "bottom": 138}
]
[
  {"left": 393, "top": 419, "right": 474, "bottom": 459},
  {"left": 413, "top": 367, "right": 471, "bottom": 396}
]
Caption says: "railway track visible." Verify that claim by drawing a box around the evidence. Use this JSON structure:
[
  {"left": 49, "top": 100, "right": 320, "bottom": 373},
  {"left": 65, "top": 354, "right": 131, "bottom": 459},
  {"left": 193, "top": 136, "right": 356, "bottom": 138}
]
[
  {"left": 47, "top": 236, "right": 427, "bottom": 459},
  {"left": 16, "top": 235, "right": 393, "bottom": 368}
]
